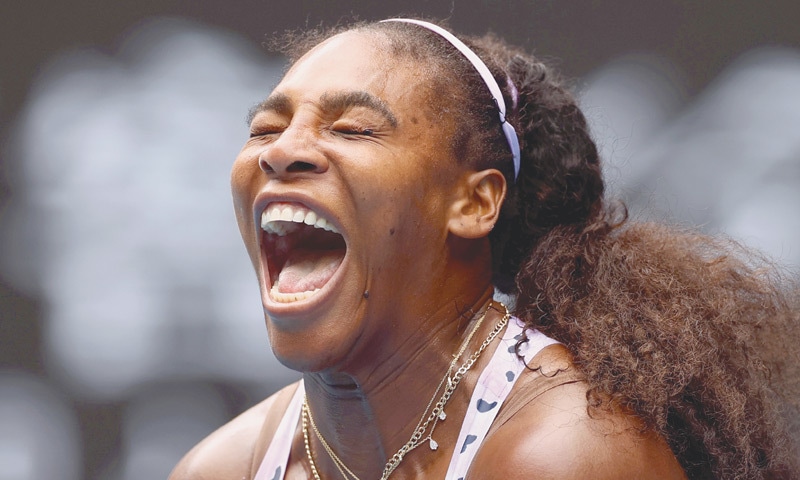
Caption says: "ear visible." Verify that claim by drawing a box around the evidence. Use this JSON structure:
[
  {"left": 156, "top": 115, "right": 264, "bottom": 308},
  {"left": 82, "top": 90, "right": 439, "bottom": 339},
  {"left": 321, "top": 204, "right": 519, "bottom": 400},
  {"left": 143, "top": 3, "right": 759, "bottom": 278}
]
[{"left": 447, "top": 169, "right": 507, "bottom": 239}]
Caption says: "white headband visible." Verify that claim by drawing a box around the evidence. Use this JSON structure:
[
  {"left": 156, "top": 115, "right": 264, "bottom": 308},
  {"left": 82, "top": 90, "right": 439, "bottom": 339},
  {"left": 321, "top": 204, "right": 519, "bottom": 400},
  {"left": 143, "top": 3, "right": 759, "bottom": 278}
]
[{"left": 380, "top": 18, "right": 521, "bottom": 181}]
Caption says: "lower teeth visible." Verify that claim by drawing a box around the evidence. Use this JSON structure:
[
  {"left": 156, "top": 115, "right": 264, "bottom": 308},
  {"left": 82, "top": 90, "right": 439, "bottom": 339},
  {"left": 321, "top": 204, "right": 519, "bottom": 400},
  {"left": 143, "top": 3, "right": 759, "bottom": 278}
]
[{"left": 269, "top": 283, "right": 321, "bottom": 303}]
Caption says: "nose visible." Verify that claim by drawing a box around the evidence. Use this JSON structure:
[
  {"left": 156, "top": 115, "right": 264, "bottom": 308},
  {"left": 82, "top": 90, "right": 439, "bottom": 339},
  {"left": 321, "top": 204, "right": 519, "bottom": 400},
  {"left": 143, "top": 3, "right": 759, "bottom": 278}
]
[{"left": 258, "top": 124, "right": 328, "bottom": 176}]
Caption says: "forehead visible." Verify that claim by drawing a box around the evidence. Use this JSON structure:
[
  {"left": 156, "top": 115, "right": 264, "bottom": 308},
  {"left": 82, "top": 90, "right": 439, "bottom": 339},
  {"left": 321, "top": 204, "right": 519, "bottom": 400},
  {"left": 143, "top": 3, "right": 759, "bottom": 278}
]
[{"left": 275, "top": 31, "right": 431, "bottom": 110}]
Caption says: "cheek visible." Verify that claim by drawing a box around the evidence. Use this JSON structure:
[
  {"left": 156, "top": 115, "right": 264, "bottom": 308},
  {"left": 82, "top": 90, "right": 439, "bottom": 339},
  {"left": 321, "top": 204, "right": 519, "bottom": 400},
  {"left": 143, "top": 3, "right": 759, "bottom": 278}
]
[
  {"left": 231, "top": 158, "right": 250, "bottom": 211},
  {"left": 364, "top": 183, "right": 449, "bottom": 253},
  {"left": 230, "top": 153, "right": 261, "bottom": 252},
  {"left": 230, "top": 152, "right": 258, "bottom": 212}
]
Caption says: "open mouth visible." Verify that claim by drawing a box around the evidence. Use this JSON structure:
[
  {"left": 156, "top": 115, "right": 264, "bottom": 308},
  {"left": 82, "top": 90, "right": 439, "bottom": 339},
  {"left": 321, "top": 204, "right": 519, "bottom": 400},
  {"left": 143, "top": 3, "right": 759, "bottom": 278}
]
[{"left": 260, "top": 202, "right": 347, "bottom": 303}]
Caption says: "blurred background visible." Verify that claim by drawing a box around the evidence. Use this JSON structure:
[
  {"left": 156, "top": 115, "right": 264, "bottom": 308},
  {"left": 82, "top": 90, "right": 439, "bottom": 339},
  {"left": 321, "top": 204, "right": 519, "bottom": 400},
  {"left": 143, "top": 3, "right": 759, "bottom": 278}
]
[{"left": 1, "top": 1, "right": 798, "bottom": 478}]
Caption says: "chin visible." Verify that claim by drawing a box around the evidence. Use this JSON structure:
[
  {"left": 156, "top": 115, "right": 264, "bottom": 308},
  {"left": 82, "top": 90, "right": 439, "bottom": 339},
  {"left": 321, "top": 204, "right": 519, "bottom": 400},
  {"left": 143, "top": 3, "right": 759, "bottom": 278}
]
[{"left": 265, "top": 317, "right": 357, "bottom": 374}]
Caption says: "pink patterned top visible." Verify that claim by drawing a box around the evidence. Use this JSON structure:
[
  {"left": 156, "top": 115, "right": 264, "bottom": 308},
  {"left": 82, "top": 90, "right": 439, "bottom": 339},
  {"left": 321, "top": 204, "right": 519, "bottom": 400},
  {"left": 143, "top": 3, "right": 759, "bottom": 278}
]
[{"left": 254, "top": 317, "right": 560, "bottom": 480}]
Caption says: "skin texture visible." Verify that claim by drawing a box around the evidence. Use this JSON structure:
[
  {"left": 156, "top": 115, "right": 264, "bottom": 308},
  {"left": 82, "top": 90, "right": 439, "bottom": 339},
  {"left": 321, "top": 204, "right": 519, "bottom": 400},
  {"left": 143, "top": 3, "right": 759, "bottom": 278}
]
[{"left": 170, "top": 31, "right": 687, "bottom": 479}]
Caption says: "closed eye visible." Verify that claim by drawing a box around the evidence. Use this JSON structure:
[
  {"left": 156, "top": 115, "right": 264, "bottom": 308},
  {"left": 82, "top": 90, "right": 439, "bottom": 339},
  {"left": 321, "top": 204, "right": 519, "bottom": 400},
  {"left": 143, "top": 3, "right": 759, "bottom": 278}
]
[
  {"left": 331, "top": 119, "right": 377, "bottom": 137},
  {"left": 249, "top": 125, "right": 285, "bottom": 138},
  {"left": 336, "top": 127, "right": 374, "bottom": 136}
]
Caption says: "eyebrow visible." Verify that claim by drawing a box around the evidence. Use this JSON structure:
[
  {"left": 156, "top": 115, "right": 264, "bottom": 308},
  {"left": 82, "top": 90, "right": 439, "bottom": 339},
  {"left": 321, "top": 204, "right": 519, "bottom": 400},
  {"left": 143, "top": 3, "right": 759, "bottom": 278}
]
[
  {"left": 320, "top": 91, "right": 398, "bottom": 128},
  {"left": 246, "top": 93, "right": 292, "bottom": 125},
  {"left": 246, "top": 90, "right": 398, "bottom": 128}
]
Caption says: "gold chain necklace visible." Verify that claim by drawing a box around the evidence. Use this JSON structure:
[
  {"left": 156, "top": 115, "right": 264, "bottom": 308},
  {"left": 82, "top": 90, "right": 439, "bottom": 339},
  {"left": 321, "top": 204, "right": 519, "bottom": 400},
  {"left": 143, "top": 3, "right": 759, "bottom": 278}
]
[
  {"left": 302, "top": 401, "right": 324, "bottom": 480},
  {"left": 302, "top": 302, "right": 510, "bottom": 480},
  {"left": 303, "top": 401, "right": 357, "bottom": 480}
]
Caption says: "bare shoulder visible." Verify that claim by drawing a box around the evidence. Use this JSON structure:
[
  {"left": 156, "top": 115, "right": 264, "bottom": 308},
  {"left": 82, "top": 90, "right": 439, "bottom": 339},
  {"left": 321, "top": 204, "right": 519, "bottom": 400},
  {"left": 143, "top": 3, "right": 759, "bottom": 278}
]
[
  {"left": 169, "top": 382, "right": 300, "bottom": 480},
  {"left": 468, "top": 347, "right": 686, "bottom": 480}
]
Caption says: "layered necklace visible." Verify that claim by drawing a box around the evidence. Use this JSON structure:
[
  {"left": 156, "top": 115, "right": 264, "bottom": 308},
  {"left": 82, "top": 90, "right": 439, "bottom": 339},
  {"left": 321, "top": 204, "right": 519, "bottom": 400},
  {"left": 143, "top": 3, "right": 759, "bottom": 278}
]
[{"left": 301, "top": 302, "right": 510, "bottom": 480}]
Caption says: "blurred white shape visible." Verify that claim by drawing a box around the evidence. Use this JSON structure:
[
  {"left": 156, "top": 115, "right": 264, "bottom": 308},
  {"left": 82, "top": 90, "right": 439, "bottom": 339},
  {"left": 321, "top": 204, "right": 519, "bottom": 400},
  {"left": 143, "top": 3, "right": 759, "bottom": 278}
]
[
  {"left": 115, "top": 383, "right": 229, "bottom": 480},
  {"left": 581, "top": 54, "right": 687, "bottom": 191},
  {"left": 638, "top": 48, "right": 800, "bottom": 215},
  {"left": 1, "top": 17, "right": 296, "bottom": 400},
  {"left": 583, "top": 48, "right": 800, "bottom": 267},
  {"left": 0, "top": 371, "right": 81, "bottom": 480}
]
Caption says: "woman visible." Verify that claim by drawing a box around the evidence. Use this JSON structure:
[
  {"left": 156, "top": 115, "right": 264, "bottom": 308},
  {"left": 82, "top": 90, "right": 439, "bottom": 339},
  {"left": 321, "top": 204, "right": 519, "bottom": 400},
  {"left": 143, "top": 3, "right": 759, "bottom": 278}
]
[{"left": 171, "top": 18, "right": 799, "bottom": 479}]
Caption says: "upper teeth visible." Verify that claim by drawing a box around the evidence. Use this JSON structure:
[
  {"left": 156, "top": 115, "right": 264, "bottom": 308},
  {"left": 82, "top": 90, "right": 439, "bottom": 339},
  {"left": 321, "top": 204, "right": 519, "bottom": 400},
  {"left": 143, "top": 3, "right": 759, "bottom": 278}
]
[{"left": 261, "top": 204, "right": 339, "bottom": 236}]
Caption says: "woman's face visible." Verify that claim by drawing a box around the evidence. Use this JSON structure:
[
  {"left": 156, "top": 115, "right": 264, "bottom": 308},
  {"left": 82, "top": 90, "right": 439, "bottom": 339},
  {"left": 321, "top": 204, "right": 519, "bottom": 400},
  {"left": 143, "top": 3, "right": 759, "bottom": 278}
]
[{"left": 231, "top": 31, "right": 467, "bottom": 371}]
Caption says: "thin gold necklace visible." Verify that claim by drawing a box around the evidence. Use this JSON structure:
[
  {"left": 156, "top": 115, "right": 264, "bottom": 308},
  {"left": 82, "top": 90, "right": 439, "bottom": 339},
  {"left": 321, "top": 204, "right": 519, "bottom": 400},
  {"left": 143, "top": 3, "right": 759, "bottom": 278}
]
[
  {"left": 303, "top": 401, "right": 357, "bottom": 480},
  {"left": 302, "top": 401, "right": 324, "bottom": 480},
  {"left": 302, "top": 302, "right": 510, "bottom": 480}
]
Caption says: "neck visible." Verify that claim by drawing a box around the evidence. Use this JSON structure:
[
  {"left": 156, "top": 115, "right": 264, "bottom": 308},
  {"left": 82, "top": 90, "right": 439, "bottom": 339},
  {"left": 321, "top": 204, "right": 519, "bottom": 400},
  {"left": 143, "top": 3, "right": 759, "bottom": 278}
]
[{"left": 302, "top": 286, "right": 507, "bottom": 479}]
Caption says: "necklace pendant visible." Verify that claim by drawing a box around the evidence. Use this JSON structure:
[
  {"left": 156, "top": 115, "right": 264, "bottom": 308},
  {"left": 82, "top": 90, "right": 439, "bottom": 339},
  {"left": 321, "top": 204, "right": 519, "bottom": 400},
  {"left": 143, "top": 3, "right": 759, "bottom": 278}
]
[
  {"left": 429, "top": 438, "right": 439, "bottom": 451},
  {"left": 438, "top": 410, "right": 446, "bottom": 421}
]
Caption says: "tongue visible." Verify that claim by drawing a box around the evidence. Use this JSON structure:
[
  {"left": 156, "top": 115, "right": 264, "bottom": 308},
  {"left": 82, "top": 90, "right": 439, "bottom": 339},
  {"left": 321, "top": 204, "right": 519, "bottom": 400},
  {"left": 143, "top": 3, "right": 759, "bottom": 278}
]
[{"left": 276, "top": 249, "right": 344, "bottom": 293}]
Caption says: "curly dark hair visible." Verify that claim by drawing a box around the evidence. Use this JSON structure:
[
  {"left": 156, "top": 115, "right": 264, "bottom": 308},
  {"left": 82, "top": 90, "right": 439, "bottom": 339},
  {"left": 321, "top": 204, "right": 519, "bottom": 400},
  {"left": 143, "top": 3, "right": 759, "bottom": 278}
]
[{"left": 274, "top": 19, "right": 800, "bottom": 479}]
